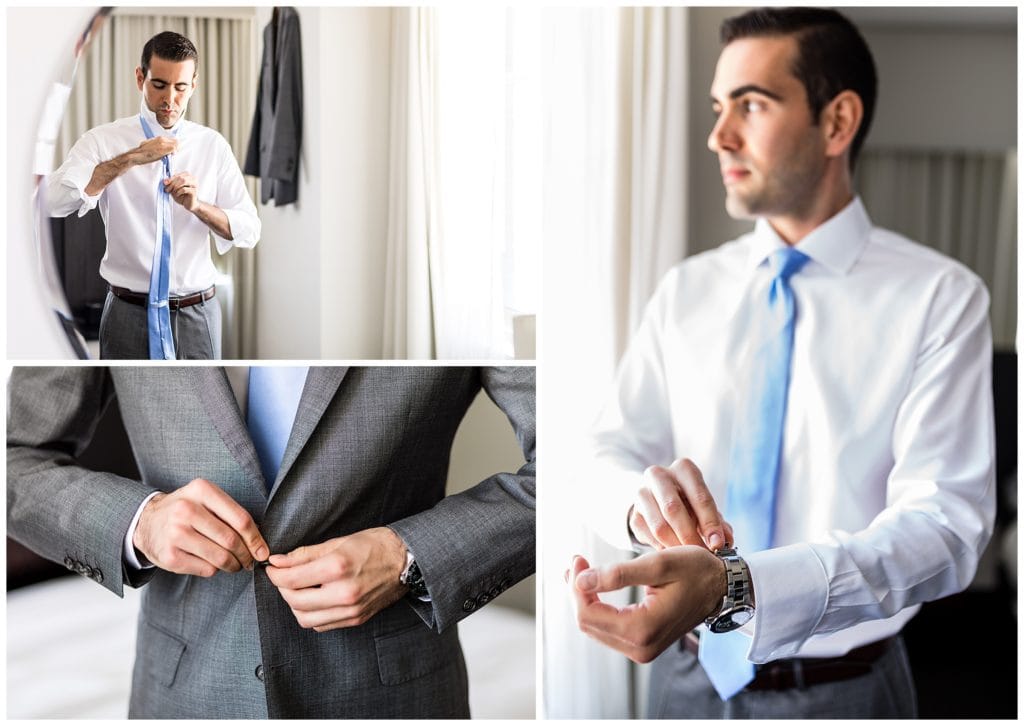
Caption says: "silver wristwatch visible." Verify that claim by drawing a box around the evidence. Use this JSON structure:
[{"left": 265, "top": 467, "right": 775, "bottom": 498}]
[{"left": 704, "top": 546, "right": 755, "bottom": 634}]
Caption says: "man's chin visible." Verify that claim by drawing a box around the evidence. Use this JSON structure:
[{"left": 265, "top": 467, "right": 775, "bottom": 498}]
[{"left": 724, "top": 193, "right": 759, "bottom": 220}]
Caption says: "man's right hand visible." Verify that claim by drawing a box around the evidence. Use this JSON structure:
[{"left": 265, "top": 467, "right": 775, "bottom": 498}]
[
  {"left": 132, "top": 478, "right": 269, "bottom": 577},
  {"left": 84, "top": 137, "right": 179, "bottom": 196},
  {"left": 130, "top": 136, "right": 178, "bottom": 165},
  {"left": 630, "top": 457, "right": 733, "bottom": 551}
]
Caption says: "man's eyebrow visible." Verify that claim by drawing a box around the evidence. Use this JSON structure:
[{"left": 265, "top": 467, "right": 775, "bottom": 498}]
[{"left": 727, "top": 84, "right": 784, "bottom": 102}]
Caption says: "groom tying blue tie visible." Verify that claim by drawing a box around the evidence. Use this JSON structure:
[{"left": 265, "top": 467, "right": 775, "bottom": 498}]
[{"left": 47, "top": 31, "right": 260, "bottom": 359}]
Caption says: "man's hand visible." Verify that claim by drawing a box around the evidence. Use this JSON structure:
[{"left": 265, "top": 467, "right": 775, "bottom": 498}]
[
  {"left": 84, "top": 137, "right": 179, "bottom": 196},
  {"left": 265, "top": 527, "right": 409, "bottom": 632},
  {"left": 131, "top": 136, "right": 178, "bottom": 165},
  {"left": 568, "top": 548, "right": 725, "bottom": 664},
  {"left": 132, "top": 478, "right": 270, "bottom": 577},
  {"left": 630, "top": 457, "right": 733, "bottom": 551},
  {"left": 163, "top": 172, "right": 200, "bottom": 212}
]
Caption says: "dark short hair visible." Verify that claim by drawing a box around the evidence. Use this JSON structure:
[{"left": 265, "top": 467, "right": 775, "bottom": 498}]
[
  {"left": 140, "top": 31, "right": 198, "bottom": 78},
  {"left": 721, "top": 7, "right": 877, "bottom": 168}
]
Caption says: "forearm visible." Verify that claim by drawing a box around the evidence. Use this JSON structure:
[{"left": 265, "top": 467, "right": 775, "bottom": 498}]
[
  {"left": 84, "top": 150, "right": 138, "bottom": 196},
  {"left": 193, "top": 200, "right": 233, "bottom": 240}
]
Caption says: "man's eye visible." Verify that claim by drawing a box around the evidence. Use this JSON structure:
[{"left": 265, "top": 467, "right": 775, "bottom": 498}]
[
  {"left": 743, "top": 99, "right": 765, "bottom": 113},
  {"left": 174, "top": 85, "right": 188, "bottom": 92},
  {"left": 152, "top": 82, "right": 166, "bottom": 89}
]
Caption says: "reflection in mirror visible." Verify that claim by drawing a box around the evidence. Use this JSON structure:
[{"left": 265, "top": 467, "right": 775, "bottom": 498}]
[
  {"left": 41, "top": 7, "right": 260, "bottom": 359},
  {"left": 32, "top": 7, "right": 112, "bottom": 358}
]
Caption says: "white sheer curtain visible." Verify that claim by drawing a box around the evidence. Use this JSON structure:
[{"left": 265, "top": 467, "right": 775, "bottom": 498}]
[
  {"left": 57, "top": 11, "right": 259, "bottom": 358},
  {"left": 855, "top": 148, "right": 1017, "bottom": 348},
  {"left": 542, "top": 7, "right": 690, "bottom": 718},
  {"left": 383, "top": 8, "right": 439, "bottom": 359},
  {"left": 383, "top": 7, "right": 540, "bottom": 359}
]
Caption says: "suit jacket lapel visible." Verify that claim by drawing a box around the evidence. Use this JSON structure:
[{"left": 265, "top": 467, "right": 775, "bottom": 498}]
[
  {"left": 193, "top": 367, "right": 267, "bottom": 494},
  {"left": 269, "top": 367, "right": 349, "bottom": 499}
]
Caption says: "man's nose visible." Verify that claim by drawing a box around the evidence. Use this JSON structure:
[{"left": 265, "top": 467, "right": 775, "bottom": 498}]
[{"left": 708, "top": 110, "right": 741, "bottom": 153}]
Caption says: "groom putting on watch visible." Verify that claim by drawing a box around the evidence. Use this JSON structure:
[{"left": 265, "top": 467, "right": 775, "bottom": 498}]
[{"left": 568, "top": 7, "right": 994, "bottom": 719}]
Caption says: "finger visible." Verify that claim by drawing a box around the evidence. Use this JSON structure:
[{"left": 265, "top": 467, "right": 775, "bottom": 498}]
[
  {"left": 176, "top": 527, "right": 244, "bottom": 573},
  {"left": 190, "top": 510, "right": 254, "bottom": 569},
  {"left": 647, "top": 465, "right": 702, "bottom": 547},
  {"left": 628, "top": 509, "right": 659, "bottom": 549},
  {"left": 575, "top": 552, "right": 674, "bottom": 594},
  {"left": 568, "top": 555, "right": 600, "bottom": 614},
  {"left": 162, "top": 548, "right": 219, "bottom": 578},
  {"left": 267, "top": 552, "right": 343, "bottom": 590},
  {"left": 290, "top": 603, "right": 365, "bottom": 630},
  {"left": 190, "top": 479, "right": 270, "bottom": 561},
  {"left": 635, "top": 477, "right": 681, "bottom": 549},
  {"left": 669, "top": 458, "right": 726, "bottom": 550},
  {"left": 268, "top": 541, "right": 326, "bottom": 569}
]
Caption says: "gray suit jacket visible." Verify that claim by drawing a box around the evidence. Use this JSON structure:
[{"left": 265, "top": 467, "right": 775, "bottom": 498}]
[
  {"left": 7, "top": 367, "right": 535, "bottom": 718},
  {"left": 243, "top": 6, "right": 302, "bottom": 205}
]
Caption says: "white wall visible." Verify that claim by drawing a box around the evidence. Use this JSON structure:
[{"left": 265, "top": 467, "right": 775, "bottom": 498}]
[{"left": 254, "top": 7, "right": 391, "bottom": 360}]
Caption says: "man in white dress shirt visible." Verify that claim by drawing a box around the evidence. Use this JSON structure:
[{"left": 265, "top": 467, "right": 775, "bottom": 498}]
[
  {"left": 47, "top": 31, "right": 260, "bottom": 359},
  {"left": 569, "top": 7, "right": 994, "bottom": 718}
]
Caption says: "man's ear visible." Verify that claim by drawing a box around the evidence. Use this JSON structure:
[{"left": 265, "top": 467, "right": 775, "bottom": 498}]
[
  {"left": 821, "top": 90, "right": 863, "bottom": 160},
  {"left": 135, "top": 66, "right": 145, "bottom": 92}
]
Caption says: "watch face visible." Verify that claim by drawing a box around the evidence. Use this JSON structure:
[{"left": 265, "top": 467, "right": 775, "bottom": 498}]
[
  {"left": 710, "top": 606, "right": 754, "bottom": 633},
  {"left": 730, "top": 608, "right": 753, "bottom": 628}
]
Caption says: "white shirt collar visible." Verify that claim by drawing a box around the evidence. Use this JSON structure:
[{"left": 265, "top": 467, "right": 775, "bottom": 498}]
[
  {"left": 139, "top": 96, "right": 186, "bottom": 136},
  {"left": 748, "top": 197, "right": 873, "bottom": 276}
]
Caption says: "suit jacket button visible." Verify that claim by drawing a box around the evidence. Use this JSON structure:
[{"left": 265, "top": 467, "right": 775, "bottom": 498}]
[
  {"left": 489, "top": 586, "right": 501, "bottom": 599},
  {"left": 477, "top": 592, "right": 491, "bottom": 606},
  {"left": 93, "top": 569, "right": 104, "bottom": 584},
  {"left": 63, "top": 556, "right": 74, "bottom": 568},
  {"left": 255, "top": 664, "right": 264, "bottom": 682},
  {"left": 462, "top": 599, "right": 476, "bottom": 612},
  {"left": 500, "top": 578, "right": 512, "bottom": 590}
]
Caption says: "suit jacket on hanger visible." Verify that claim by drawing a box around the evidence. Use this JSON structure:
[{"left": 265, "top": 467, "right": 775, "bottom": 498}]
[
  {"left": 244, "top": 6, "right": 303, "bottom": 205},
  {"left": 7, "top": 366, "right": 535, "bottom": 718}
]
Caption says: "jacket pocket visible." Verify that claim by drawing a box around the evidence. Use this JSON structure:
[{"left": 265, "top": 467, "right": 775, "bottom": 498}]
[
  {"left": 138, "top": 620, "right": 187, "bottom": 688},
  {"left": 374, "top": 620, "right": 458, "bottom": 686}
]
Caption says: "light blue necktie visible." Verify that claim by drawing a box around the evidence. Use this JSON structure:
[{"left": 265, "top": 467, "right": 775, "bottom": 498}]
[
  {"left": 699, "top": 247, "right": 810, "bottom": 700},
  {"left": 247, "top": 367, "right": 309, "bottom": 491},
  {"left": 139, "top": 114, "right": 178, "bottom": 360}
]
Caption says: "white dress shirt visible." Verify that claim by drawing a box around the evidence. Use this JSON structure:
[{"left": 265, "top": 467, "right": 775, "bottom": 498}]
[
  {"left": 47, "top": 100, "right": 260, "bottom": 295},
  {"left": 589, "top": 197, "right": 995, "bottom": 663}
]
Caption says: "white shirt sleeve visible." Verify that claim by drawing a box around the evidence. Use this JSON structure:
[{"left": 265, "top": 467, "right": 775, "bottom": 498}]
[
  {"left": 123, "top": 491, "right": 162, "bottom": 571},
  {"left": 744, "top": 272, "right": 995, "bottom": 662},
  {"left": 46, "top": 131, "right": 105, "bottom": 218},
  {"left": 212, "top": 135, "right": 261, "bottom": 254}
]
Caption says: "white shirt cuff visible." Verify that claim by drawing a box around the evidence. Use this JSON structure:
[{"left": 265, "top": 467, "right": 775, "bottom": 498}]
[
  {"left": 744, "top": 542, "right": 829, "bottom": 663},
  {"left": 123, "top": 492, "right": 161, "bottom": 571}
]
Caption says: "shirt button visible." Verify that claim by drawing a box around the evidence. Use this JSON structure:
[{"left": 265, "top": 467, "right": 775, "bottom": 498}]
[{"left": 255, "top": 664, "right": 264, "bottom": 682}]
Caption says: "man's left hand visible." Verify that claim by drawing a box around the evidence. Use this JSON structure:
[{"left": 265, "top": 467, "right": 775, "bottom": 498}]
[
  {"left": 266, "top": 527, "right": 409, "bottom": 632},
  {"left": 568, "top": 547, "right": 725, "bottom": 663},
  {"left": 164, "top": 172, "right": 200, "bottom": 212}
]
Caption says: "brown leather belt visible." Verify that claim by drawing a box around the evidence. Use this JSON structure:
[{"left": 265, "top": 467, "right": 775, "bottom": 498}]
[
  {"left": 683, "top": 632, "right": 893, "bottom": 691},
  {"left": 110, "top": 285, "right": 215, "bottom": 311}
]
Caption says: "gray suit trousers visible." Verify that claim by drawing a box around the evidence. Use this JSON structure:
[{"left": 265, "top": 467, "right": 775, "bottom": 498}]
[{"left": 98, "top": 290, "right": 221, "bottom": 360}]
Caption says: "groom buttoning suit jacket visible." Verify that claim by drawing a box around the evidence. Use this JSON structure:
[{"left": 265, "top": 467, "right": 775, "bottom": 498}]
[{"left": 6, "top": 366, "right": 535, "bottom": 718}]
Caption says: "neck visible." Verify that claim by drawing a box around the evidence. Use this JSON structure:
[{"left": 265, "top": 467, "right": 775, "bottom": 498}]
[{"left": 766, "top": 163, "right": 854, "bottom": 245}]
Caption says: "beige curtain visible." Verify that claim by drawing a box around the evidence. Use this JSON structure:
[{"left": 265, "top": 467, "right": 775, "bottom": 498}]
[
  {"left": 856, "top": 148, "right": 1018, "bottom": 349},
  {"left": 58, "top": 12, "right": 260, "bottom": 359},
  {"left": 382, "top": 8, "right": 439, "bottom": 359},
  {"left": 541, "top": 6, "right": 690, "bottom": 718}
]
